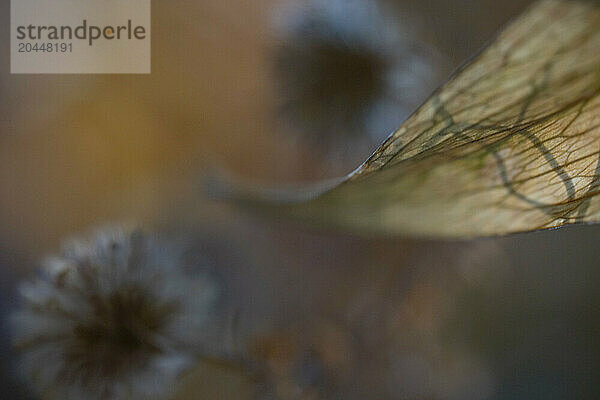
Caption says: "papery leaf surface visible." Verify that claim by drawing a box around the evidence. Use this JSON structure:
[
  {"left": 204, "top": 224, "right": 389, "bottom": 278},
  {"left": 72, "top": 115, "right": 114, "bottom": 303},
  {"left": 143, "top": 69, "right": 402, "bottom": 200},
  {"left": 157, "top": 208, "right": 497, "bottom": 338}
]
[{"left": 220, "top": 0, "right": 600, "bottom": 237}]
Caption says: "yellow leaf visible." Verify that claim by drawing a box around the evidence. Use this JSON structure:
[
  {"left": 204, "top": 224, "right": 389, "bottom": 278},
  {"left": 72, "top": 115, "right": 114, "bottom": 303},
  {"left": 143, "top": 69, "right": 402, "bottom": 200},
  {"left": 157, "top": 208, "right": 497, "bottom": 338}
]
[{"left": 215, "top": 0, "right": 600, "bottom": 238}]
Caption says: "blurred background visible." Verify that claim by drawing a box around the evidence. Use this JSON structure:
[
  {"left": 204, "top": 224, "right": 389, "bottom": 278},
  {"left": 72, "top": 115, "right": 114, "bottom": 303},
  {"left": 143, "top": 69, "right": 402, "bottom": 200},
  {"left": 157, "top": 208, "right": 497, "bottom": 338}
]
[{"left": 2, "top": 0, "right": 599, "bottom": 399}]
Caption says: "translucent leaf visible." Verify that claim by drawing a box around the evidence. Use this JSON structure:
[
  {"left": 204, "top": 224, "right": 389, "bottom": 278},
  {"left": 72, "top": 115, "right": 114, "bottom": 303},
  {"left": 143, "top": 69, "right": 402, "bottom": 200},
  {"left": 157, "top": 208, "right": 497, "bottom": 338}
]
[{"left": 215, "top": 0, "right": 600, "bottom": 238}]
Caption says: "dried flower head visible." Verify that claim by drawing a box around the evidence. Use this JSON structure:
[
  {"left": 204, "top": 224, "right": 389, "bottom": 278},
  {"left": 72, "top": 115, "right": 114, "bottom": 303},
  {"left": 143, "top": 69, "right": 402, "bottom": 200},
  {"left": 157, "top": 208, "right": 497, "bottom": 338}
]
[
  {"left": 272, "top": 0, "right": 446, "bottom": 152},
  {"left": 11, "top": 226, "right": 218, "bottom": 400}
]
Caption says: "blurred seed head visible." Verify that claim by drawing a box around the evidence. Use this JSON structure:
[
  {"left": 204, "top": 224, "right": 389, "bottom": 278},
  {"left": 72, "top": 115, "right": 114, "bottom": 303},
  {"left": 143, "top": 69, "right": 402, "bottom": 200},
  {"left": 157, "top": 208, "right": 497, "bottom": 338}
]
[
  {"left": 11, "top": 226, "right": 219, "bottom": 400},
  {"left": 272, "top": 0, "right": 446, "bottom": 154}
]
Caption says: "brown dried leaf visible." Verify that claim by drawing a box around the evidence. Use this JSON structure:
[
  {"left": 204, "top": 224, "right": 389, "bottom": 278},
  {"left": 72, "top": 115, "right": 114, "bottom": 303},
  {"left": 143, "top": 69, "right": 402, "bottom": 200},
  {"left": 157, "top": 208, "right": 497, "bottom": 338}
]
[{"left": 218, "top": 0, "right": 600, "bottom": 237}]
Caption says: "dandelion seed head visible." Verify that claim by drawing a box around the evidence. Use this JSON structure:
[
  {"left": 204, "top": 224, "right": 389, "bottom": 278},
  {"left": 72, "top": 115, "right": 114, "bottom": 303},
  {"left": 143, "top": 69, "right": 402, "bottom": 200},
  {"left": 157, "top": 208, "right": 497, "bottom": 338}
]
[
  {"left": 273, "top": 0, "right": 446, "bottom": 151},
  {"left": 12, "top": 226, "right": 218, "bottom": 400}
]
